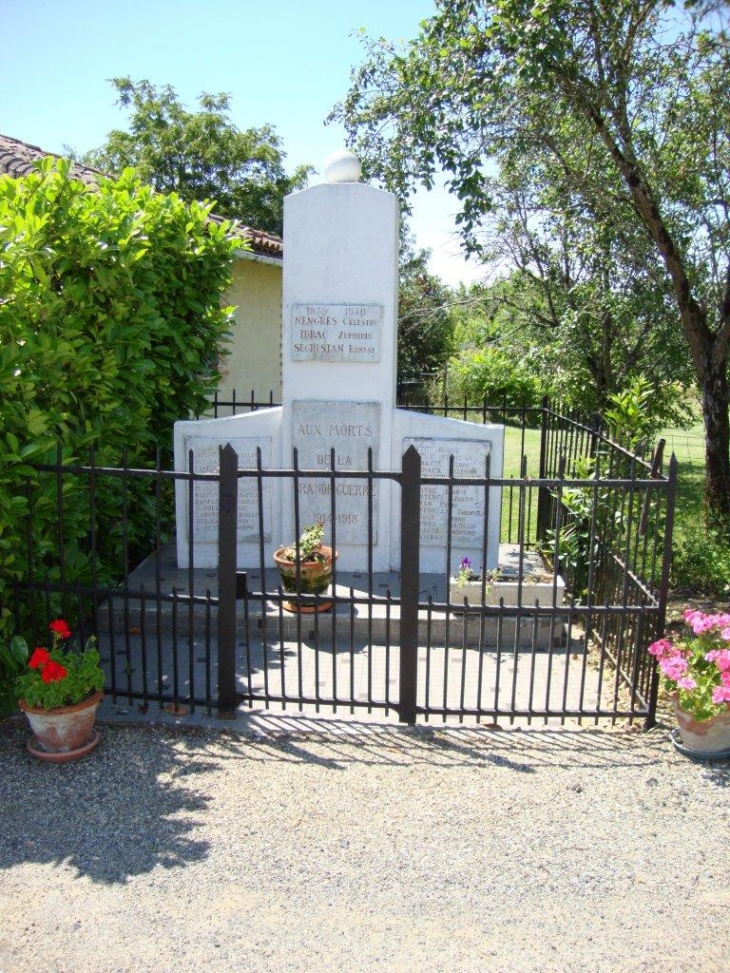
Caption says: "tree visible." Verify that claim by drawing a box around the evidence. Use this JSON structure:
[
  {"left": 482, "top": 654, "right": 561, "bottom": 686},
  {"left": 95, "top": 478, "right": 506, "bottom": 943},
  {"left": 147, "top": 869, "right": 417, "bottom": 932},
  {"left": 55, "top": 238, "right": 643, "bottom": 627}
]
[
  {"left": 397, "top": 245, "right": 456, "bottom": 398},
  {"left": 468, "top": 151, "right": 694, "bottom": 416},
  {"left": 333, "top": 1, "right": 730, "bottom": 524},
  {"left": 84, "top": 78, "right": 312, "bottom": 234}
]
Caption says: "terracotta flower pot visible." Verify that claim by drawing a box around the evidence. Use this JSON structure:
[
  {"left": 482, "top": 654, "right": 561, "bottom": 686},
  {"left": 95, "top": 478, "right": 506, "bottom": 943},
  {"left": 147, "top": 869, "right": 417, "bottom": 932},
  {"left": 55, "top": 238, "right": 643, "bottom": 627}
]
[
  {"left": 273, "top": 545, "right": 337, "bottom": 612},
  {"left": 19, "top": 690, "right": 103, "bottom": 762},
  {"left": 672, "top": 694, "right": 730, "bottom": 756}
]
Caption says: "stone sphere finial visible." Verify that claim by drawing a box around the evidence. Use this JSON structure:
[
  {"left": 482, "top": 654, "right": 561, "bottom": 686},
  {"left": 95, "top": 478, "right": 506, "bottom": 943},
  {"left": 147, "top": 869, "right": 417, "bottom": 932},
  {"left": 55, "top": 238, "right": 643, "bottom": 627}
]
[{"left": 324, "top": 149, "right": 362, "bottom": 184}]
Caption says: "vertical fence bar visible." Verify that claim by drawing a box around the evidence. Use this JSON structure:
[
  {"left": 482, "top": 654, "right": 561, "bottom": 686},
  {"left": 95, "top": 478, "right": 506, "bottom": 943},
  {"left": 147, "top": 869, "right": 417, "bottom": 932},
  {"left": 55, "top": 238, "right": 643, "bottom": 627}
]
[
  {"left": 155, "top": 452, "right": 164, "bottom": 707},
  {"left": 55, "top": 444, "right": 66, "bottom": 620},
  {"left": 255, "top": 448, "right": 271, "bottom": 706},
  {"left": 646, "top": 453, "right": 678, "bottom": 729},
  {"left": 537, "top": 396, "right": 550, "bottom": 540},
  {"left": 217, "top": 443, "right": 238, "bottom": 719},
  {"left": 121, "top": 450, "right": 133, "bottom": 700},
  {"left": 399, "top": 445, "right": 421, "bottom": 725}
]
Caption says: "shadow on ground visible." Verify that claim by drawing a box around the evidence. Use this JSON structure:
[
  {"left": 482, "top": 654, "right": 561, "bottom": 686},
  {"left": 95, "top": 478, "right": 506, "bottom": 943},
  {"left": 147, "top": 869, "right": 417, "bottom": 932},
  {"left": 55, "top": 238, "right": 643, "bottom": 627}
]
[
  {"left": 0, "top": 720, "right": 215, "bottom": 884},
  {"left": 2, "top": 715, "right": 728, "bottom": 889},
  {"left": 205, "top": 714, "right": 730, "bottom": 786}
]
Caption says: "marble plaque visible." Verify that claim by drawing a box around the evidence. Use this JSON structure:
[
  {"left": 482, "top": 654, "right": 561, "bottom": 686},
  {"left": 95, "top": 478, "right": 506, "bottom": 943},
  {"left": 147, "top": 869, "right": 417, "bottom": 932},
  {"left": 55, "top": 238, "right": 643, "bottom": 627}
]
[
  {"left": 291, "top": 303, "right": 382, "bottom": 362},
  {"left": 404, "top": 438, "right": 491, "bottom": 547},
  {"left": 292, "top": 401, "right": 380, "bottom": 544},
  {"left": 185, "top": 436, "right": 272, "bottom": 543}
]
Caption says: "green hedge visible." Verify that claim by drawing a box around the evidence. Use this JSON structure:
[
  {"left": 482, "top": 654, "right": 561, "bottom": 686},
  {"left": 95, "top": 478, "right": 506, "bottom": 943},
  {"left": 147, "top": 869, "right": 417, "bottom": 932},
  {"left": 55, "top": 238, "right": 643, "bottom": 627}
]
[{"left": 0, "top": 159, "right": 237, "bottom": 634}]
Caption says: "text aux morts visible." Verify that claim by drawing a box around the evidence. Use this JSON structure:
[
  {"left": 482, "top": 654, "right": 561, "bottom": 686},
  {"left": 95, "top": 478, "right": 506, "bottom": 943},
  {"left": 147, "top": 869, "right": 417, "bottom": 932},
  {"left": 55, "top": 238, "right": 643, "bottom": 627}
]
[{"left": 293, "top": 305, "right": 378, "bottom": 357}]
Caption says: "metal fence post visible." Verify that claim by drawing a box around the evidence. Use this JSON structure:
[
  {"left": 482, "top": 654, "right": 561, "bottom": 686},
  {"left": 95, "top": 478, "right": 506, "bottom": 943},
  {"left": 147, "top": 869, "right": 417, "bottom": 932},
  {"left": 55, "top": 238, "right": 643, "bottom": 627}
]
[
  {"left": 537, "top": 395, "right": 550, "bottom": 541},
  {"left": 399, "top": 445, "right": 421, "bottom": 725},
  {"left": 217, "top": 443, "right": 238, "bottom": 719}
]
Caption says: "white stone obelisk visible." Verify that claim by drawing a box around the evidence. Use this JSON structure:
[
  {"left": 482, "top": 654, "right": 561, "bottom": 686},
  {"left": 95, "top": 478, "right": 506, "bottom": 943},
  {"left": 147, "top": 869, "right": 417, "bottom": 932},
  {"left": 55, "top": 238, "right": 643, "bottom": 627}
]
[{"left": 279, "top": 150, "right": 400, "bottom": 570}]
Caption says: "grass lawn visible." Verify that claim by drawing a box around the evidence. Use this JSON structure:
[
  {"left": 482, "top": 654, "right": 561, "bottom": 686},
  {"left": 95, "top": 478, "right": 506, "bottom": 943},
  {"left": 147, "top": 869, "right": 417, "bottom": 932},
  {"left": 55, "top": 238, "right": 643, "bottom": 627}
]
[
  {"left": 657, "top": 422, "right": 705, "bottom": 531},
  {"left": 503, "top": 423, "right": 542, "bottom": 477},
  {"left": 443, "top": 412, "right": 720, "bottom": 590},
  {"left": 500, "top": 419, "right": 716, "bottom": 572},
  {"left": 501, "top": 419, "right": 707, "bottom": 539}
]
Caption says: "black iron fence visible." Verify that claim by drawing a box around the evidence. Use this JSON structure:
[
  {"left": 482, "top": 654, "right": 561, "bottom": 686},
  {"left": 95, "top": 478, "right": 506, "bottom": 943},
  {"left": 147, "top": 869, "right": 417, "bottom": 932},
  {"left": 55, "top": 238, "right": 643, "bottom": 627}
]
[{"left": 5, "top": 402, "right": 675, "bottom": 727}]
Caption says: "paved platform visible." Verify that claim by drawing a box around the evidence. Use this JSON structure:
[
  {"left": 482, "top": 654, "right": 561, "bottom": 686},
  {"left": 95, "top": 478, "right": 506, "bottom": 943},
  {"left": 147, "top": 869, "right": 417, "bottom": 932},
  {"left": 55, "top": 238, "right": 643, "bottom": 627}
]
[
  {"left": 104, "top": 542, "right": 571, "bottom": 648},
  {"left": 94, "top": 540, "right": 605, "bottom": 728}
]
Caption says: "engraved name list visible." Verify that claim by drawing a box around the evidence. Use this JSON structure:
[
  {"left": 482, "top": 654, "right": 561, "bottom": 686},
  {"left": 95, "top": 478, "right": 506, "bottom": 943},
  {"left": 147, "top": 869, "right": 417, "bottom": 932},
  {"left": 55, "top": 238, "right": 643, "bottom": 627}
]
[{"left": 291, "top": 304, "right": 382, "bottom": 362}]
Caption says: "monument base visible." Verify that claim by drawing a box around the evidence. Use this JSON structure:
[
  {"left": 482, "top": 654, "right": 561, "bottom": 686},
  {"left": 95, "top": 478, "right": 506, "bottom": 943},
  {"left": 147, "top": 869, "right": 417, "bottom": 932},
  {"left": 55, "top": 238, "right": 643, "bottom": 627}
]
[{"left": 103, "top": 542, "right": 568, "bottom": 651}]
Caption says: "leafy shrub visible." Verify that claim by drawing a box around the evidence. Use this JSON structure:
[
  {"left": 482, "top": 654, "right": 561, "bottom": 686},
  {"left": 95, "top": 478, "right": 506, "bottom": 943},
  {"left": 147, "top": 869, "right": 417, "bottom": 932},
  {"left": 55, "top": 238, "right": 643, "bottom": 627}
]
[
  {"left": 540, "top": 456, "right": 602, "bottom": 600},
  {"left": 671, "top": 528, "right": 730, "bottom": 597},
  {"left": 0, "top": 635, "right": 28, "bottom": 716},
  {"left": 604, "top": 376, "right": 694, "bottom": 453},
  {"left": 447, "top": 346, "right": 547, "bottom": 414},
  {"left": 0, "top": 159, "right": 237, "bottom": 634}
]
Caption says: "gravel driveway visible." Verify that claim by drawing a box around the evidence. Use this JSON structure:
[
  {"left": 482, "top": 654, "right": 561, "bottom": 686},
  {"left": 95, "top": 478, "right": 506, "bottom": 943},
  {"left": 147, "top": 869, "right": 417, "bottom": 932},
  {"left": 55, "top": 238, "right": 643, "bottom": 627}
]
[{"left": 1, "top": 716, "right": 728, "bottom": 973}]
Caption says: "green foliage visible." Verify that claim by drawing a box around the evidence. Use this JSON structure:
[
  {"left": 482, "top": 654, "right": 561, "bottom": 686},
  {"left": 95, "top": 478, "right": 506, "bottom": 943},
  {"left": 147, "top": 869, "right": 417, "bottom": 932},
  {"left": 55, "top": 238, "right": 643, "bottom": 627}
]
[
  {"left": 448, "top": 344, "right": 547, "bottom": 411},
  {"left": 604, "top": 376, "right": 694, "bottom": 451},
  {"left": 0, "top": 635, "right": 30, "bottom": 716},
  {"left": 397, "top": 244, "right": 456, "bottom": 399},
  {"left": 442, "top": 268, "right": 692, "bottom": 425},
  {"left": 280, "top": 522, "right": 327, "bottom": 563},
  {"left": 671, "top": 527, "right": 730, "bottom": 597},
  {"left": 0, "top": 159, "right": 237, "bottom": 631},
  {"left": 333, "top": 0, "right": 730, "bottom": 524},
  {"left": 541, "top": 456, "right": 601, "bottom": 600},
  {"left": 84, "top": 78, "right": 312, "bottom": 235}
]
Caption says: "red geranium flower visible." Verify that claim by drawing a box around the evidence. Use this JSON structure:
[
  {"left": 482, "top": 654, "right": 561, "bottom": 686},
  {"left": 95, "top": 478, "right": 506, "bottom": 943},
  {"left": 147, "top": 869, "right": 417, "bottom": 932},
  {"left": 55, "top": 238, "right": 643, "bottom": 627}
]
[
  {"left": 40, "top": 660, "right": 68, "bottom": 683},
  {"left": 28, "top": 648, "right": 51, "bottom": 669},
  {"left": 49, "top": 619, "right": 72, "bottom": 640}
]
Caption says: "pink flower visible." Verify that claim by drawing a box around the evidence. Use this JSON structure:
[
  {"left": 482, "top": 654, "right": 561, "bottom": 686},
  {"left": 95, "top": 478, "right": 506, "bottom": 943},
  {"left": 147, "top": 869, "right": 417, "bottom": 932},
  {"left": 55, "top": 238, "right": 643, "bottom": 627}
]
[
  {"left": 684, "top": 609, "right": 713, "bottom": 635},
  {"left": 711, "top": 685, "right": 730, "bottom": 705},
  {"left": 721, "top": 671, "right": 730, "bottom": 688},
  {"left": 660, "top": 656, "right": 689, "bottom": 680},
  {"left": 676, "top": 676, "right": 697, "bottom": 690},
  {"left": 706, "top": 649, "right": 730, "bottom": 672},
  {"left": 648, "top": 639, "right": 674, "bottom": 659},
  {"left": 691, "top": 611, "right": 730, "bottom": 635}
]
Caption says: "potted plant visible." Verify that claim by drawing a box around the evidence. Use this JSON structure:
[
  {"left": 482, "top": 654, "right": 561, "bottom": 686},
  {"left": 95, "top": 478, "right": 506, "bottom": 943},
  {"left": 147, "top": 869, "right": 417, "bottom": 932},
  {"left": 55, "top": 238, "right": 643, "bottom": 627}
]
[
  {"left": 649, "top": 609, "right": 730, "bottom": 758},
  {"left": 449, "top": 553, "right": 567, "bottom": 609},
  {"left": 450, "top": 556, "right": 493, "bottom": 604},
  {"left": 273, "top": 521, "right": 338, "bottom": 613},
  {"left": 14, "top": 619, "right": 104, "bottom": 762}
]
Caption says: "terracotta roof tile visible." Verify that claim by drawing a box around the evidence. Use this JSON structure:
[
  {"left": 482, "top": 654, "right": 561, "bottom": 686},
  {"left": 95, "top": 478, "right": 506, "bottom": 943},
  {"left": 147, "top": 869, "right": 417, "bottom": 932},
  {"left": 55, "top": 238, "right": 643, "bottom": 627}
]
[
  {"left": 0, "top": 133, "right": 283, "bottom": 260},
  {"left": 206, "top": 212, "right": 283, "bottom": 259},
  {"left": 0, "top": 133, "right": 102, "bottom": 185}
]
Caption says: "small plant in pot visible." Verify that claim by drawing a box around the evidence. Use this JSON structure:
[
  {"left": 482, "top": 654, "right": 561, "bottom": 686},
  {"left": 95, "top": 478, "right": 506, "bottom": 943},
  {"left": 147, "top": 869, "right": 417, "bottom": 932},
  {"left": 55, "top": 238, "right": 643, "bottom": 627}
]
[
  {"left": 649, "top": 609, "right": 730, "bottom": 758},
  {"left": 450, "top": 556, "right": 493, "bottom": 605},
  {"left": 13, "top": 619, "right": 104, "bottom": 762},
  {"left": 273, "top": 521, "right": 338, "bottom": 613}
]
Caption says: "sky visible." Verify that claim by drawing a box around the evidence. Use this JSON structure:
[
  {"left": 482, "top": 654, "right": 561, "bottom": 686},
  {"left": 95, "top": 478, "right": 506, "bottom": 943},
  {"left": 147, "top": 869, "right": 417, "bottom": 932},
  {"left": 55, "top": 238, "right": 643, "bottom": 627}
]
[{"left": 0, "top": 0, "right": 484, "bottom": 288}]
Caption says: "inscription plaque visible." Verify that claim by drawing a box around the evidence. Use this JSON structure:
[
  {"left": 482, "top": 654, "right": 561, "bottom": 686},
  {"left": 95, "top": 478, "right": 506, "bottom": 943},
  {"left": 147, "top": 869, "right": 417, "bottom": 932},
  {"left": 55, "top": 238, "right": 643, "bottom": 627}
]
[
  {"left": 292, "top": 401, "right": 380, "bottom": 544},
  {"left": 291, "top": 303, "right": 382, "bottom": 362},
  {"left": 185, "top": 436, "right": 272, "bottom": 543},
  {"left": 404, "top": 438, "right": 491, "bottom": 547}
]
